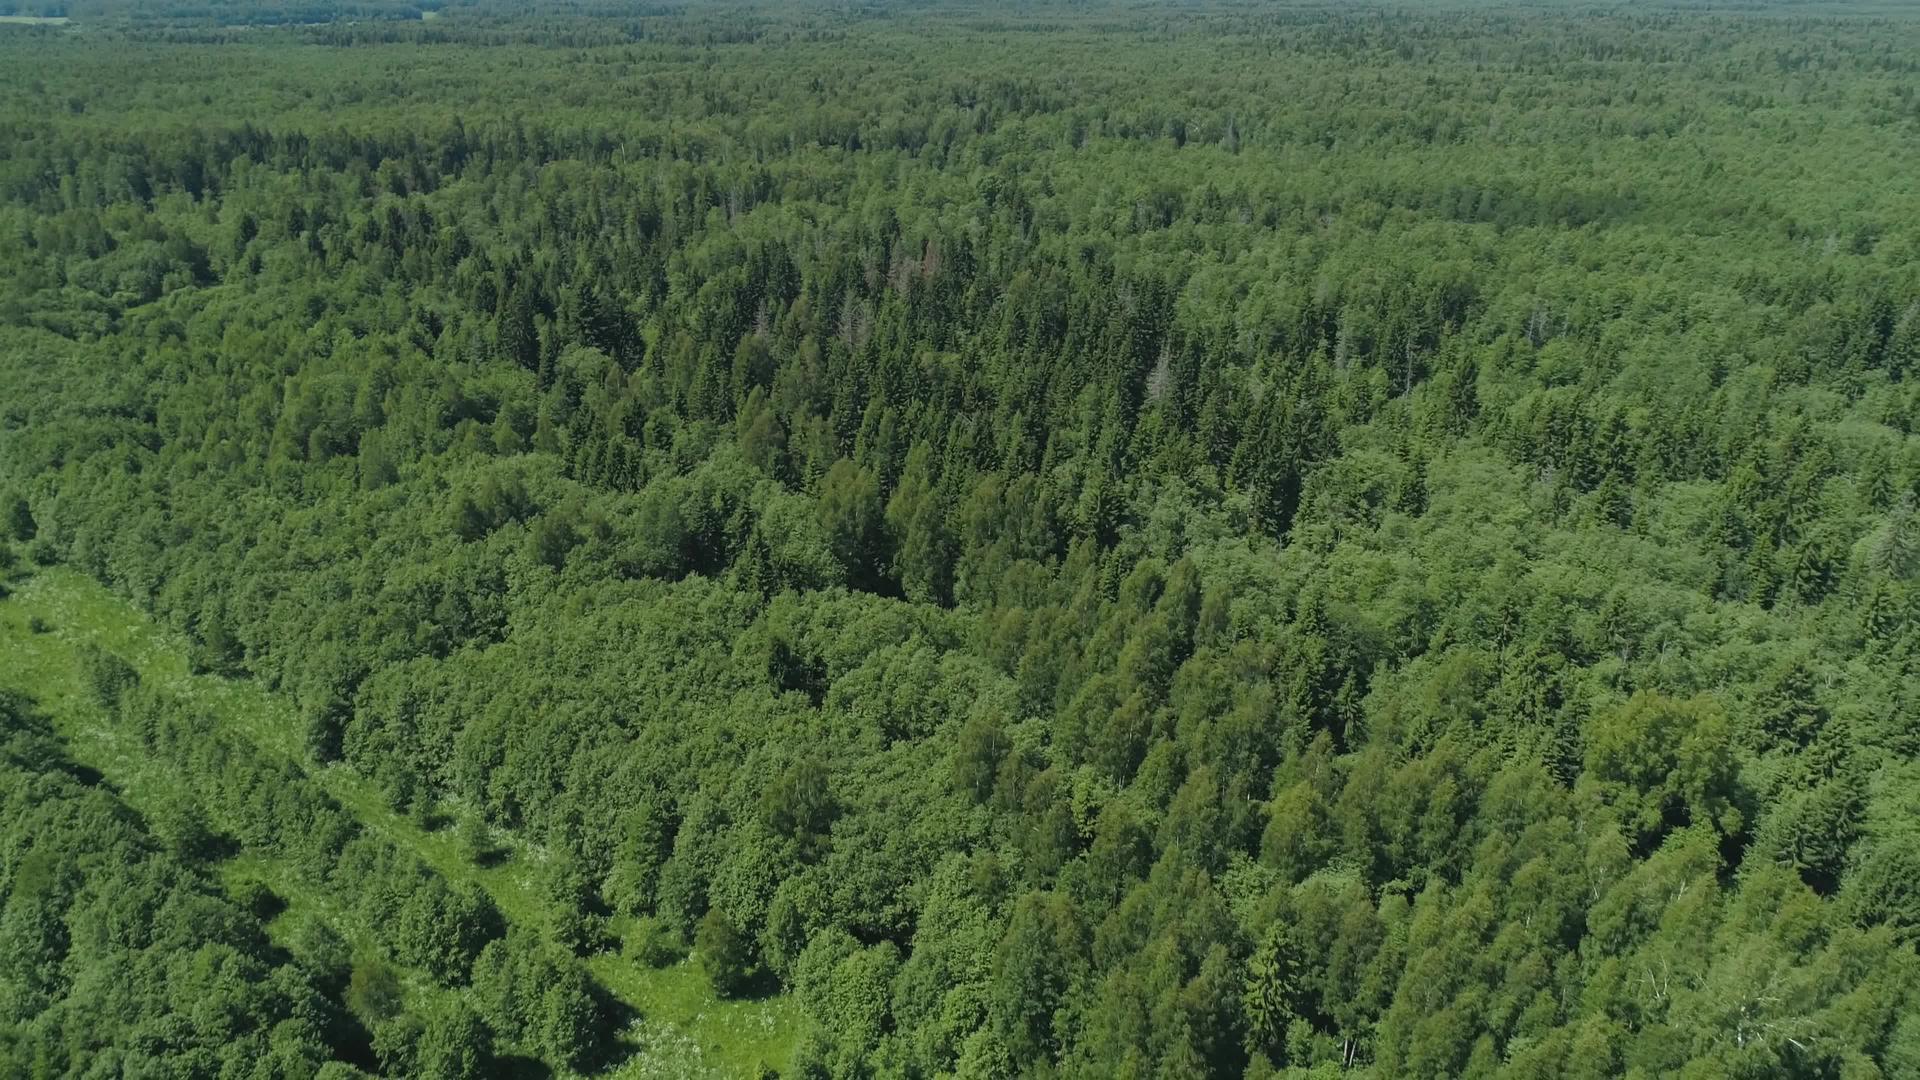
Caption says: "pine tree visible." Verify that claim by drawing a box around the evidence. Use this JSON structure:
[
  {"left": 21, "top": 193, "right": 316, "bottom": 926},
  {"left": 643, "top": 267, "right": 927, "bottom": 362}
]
[
  {"left": 1243, "top": 926, "right": 1302, "bottom": 1063},
  {"left": 885, "top": 442, "right": 954, "bottom": 604},
  {"left": 1870, "top": 494, "right": 1918, "bottom": 580},
  {"left": 1757, "top": 657, "right": 1826, "bottom": 748}
]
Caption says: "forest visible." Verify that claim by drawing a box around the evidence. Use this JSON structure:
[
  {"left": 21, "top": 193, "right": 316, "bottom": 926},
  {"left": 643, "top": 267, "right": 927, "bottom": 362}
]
[{"left": 1, "top": 0, "right": 1918, "bottom": 1077}]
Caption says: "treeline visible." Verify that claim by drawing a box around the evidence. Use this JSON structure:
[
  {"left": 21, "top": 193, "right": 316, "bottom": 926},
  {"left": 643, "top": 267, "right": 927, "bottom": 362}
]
[
  {"left": 88, "top": 655, "right": 503, "bottom": 985},
  {"left": 0, "top": 690, "right": 342, "bottom": 1074},
  {"left": 71, "top": 645, "right": 618, "bottom": 1075},
  {"left": 0, "top": 0, "right": 435, "bottom": 25}
]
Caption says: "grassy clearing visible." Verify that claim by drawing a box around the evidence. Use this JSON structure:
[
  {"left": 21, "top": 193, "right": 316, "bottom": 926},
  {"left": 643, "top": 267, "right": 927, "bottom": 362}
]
[
  {"left": 0, "top": 14, "right": 68, "bottom": 23},
  {"left": 0, "top": 566, "right": 799, "bottom": 1078}
]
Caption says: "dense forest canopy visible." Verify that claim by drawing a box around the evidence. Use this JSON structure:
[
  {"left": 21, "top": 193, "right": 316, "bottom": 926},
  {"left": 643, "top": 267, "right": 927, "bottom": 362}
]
[{"left": 2, "top": 0, "right": 1919, "bottom": 1077}]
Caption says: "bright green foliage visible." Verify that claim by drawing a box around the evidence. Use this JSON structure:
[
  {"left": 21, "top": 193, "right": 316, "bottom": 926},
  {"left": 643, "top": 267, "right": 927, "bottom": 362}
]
[
  {"left": 470, "top": 930, "right": 606, "bottom": 1070},
  {"left": 3, "top": 0, "right": 1920, "bottom": 1076},
  {"left": 1582, "top": 692, "right": 1741, "bottom": 846},
  {"left": 624, "top": 915, "right": 687, "bottom": 969},
  {"left": 416, "top": 998, "right": 493, "bottom": 1080}
]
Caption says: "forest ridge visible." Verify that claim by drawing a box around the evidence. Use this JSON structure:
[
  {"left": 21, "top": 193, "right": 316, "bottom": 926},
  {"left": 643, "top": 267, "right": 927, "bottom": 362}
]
[{"left": 1, "top": 1, "right": 1918, "bottom": 1078}]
